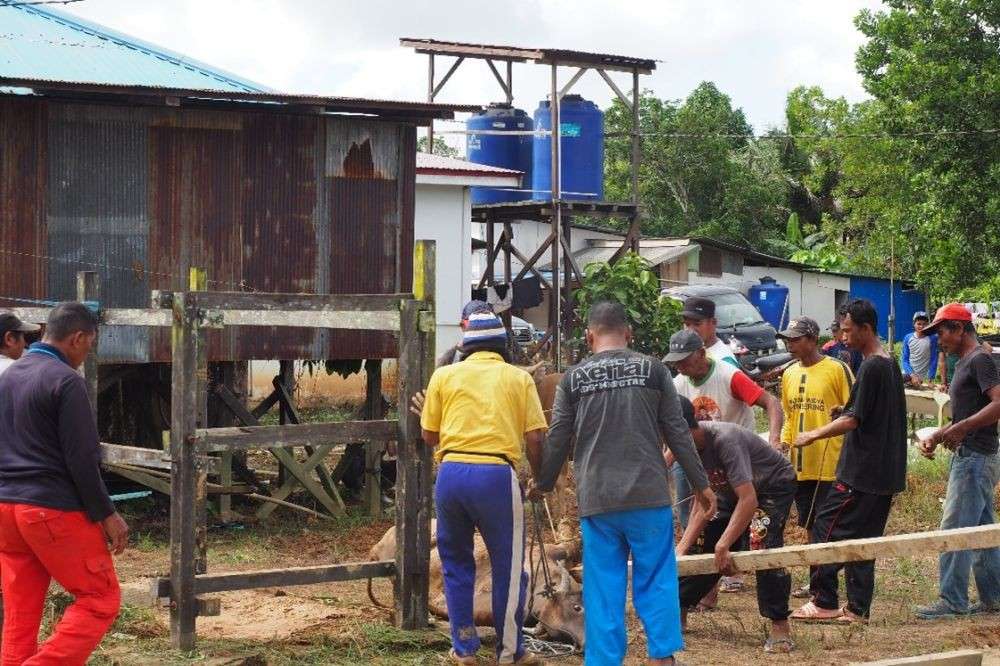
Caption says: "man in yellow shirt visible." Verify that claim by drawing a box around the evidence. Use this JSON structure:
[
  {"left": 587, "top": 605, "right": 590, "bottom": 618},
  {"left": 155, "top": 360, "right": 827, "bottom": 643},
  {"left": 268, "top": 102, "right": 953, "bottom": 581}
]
[
  {"left": 420, "top": 310, "right": 548, "bottom": 665},
  {"left": 778, "top": 317, "right": 853, "bottom": 598}
]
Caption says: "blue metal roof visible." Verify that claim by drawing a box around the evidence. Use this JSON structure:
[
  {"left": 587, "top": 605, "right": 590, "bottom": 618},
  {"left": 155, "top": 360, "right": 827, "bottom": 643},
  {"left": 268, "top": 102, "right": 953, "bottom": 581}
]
[{"left": 0, "top": 5, "right": 269, "bottom": 92}]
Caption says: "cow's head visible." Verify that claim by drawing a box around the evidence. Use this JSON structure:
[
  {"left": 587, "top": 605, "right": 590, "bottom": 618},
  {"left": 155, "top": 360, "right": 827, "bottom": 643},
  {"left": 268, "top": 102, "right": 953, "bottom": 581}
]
[{"left": 534, "top": 564, "right": 585, "bottom": 649}]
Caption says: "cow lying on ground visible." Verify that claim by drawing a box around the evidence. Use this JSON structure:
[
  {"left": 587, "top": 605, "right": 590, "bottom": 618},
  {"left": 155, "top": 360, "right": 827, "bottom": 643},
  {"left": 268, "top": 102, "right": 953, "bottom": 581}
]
[{"left": 368, "top": 522, "right": 585, "bottom": 649}]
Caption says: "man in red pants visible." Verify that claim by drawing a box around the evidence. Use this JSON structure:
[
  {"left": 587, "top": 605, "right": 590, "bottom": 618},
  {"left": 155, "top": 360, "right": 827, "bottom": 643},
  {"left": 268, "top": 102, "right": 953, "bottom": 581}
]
[{"left": 0, "top": 302, "right": 129, "bottom": 665}]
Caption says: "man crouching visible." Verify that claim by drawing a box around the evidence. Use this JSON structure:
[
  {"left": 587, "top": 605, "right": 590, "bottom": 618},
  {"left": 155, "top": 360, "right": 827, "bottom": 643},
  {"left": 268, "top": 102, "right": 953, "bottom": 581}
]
[{"left": 675, "top": 396, "right": 796, "bottom": 654}]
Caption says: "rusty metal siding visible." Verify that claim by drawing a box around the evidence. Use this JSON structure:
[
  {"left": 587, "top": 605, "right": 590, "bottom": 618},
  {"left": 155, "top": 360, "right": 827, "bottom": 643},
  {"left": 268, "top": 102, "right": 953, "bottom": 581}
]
[
  {"left": 0, "top": 98, "right": 47, "bottom": 309},
  {"left": 149, "top": 122, "right": 243, "bottom": 362},
  {"left": 46, "top": 104, "right": 151, "bottom": 362},
  {"left": 0, "top": 97, "right": 416, "bottom": 362}
]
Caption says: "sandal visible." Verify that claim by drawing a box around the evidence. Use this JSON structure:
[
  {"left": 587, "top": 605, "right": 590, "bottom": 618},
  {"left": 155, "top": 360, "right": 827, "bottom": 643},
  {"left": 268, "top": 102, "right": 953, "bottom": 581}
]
[
  {"left": 791, "top": 584, "right": 811, "bottom": 599},
  {"left": 764, "top": 637, "right": 796, "bottom": 654},
  {"left": 719, "top": 576, "right": 744, "bottom": 593},
  {"left": 790, "top": 601, "right": 843, "bottom": 622},
  {"left": 692, "top": 601, "right": 716, "bottom": 613},
  {"left": 836, "top": 607, "right": 869, "bottom": 624}
]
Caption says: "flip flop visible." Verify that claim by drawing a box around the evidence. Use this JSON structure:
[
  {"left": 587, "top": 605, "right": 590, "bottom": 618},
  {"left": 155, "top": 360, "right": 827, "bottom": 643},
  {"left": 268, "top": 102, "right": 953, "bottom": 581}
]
[
  {"left": 764, "top": 637, "right": 796, "bottom": 654},
  {"left": 719, "top": 577, "right": 744, "bottom": 593},
  {"left": 790, "top": 601, "right": 843, "bottom": 622},
  {"left": 836, "top": 607, "right": 869, "bottom": 624}
]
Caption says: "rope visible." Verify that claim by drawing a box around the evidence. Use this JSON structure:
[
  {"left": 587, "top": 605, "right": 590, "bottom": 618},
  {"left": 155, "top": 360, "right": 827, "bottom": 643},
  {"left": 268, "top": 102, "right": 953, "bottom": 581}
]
[
  {"left": 0, "top": 246, "right": 253, "bottom": 291},
  {"left": 524, "top": 635, "right": 579, "bottom": 657}
]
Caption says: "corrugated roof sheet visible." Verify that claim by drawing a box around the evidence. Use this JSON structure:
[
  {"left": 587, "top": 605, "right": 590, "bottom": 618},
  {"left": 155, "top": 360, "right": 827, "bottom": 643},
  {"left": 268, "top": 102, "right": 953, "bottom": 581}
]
[
  {"left": 537, "top": 243, "right": 696, "bottom": 271},
  {"left": 416, "top": 152, "right": 521, "bottom": 175},
  {"left": 0, "top": 5, "right": 268, "bottom": 92}
]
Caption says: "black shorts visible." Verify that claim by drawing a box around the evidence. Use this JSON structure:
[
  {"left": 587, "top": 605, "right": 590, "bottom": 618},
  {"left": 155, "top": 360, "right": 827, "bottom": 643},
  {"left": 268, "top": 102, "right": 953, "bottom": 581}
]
[{"left": 794, "top": 480, "right": 833, "bottom": 529}]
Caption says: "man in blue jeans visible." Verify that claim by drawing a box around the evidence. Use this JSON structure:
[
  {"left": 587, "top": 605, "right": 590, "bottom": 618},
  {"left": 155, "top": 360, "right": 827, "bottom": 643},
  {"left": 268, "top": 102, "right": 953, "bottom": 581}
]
[
  {"left": 917, "top": 303, "right": 1000, "bottom": 619},
  {"left": 530, "top": 301, "right": 714, "bottom": 665}
]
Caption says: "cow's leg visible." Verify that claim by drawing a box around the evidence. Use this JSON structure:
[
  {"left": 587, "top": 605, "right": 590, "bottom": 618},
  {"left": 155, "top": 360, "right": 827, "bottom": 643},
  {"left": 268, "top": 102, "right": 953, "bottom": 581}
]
[
  {"left": 469, "top": 464, "right": 527, "bottom": 665},
  {"left": 435, "top": 463, "right": 481, "bottom": 658}
]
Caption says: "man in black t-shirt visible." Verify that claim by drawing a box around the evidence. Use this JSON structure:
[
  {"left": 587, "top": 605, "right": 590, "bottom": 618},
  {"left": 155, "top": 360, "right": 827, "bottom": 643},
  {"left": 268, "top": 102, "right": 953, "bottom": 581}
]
[
  {"left": 916, "top": 303, "right": 1000, "bottom": 619},
  {"left": 789, "top": 299, "right": 907, "bottom": 623}
]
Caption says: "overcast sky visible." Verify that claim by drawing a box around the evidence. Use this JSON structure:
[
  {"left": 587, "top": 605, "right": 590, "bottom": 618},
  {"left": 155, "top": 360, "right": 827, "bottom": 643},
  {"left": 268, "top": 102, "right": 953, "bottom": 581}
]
[{"left": 62, "top": 0, "right": 883, "bottom": 135}]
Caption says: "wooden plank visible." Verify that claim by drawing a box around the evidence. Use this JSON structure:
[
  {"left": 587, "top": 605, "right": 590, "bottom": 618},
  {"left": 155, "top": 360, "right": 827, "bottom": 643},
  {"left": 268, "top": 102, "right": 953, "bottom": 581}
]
[
  {"left": 76, "top": 272, "right": 99, "bottom": 418},
  {"left": 188, "top": 292, "right": 411, "bottom": 312},
  {"left": 395, "top": 240, "right": 435, "bottom": 630},
  {"left": 101, "top": 309, "right": 173, "bottom": 327},
  {"left": 848, "top": 649, "right": 982, "bottom": 666},
  {"left": 196, "top": 420, "right": 398, "bottom": 452},
  {"left": 153, "top": 561, "right": 395, "bottom": 597},
  {"left": 273, "top": 379, "right": 344, "bottom": 510},
  {"left": 676, "top": 524, "right": 1000, "bottom": 577},
  {"left": 100, "top": 442, "right": 220, "bottom": 474},
  {"left": 168, "top": 287, "right": 208, "bottom": 652},
  {"left": 268, "top": 447, "right": 342, "bottom": 517},
  {"left": 364, "top": 359, "right": 386, "bottom": 517},
  {"left": 8, "top": 307, "right": 50, "bottom": 325},
  {"left": 203, "top": 309, "right": 400, "bottom": 331},
  {"left": 513, "top": 231, "right": 557, "bottom": 282},
  {"left": 107, "top": 464, "right": 172, "bottom": 495}
]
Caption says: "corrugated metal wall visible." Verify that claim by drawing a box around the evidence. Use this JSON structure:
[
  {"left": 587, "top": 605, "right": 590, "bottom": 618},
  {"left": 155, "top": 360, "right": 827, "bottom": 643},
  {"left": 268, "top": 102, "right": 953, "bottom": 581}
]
[{"left": 0, "top": 96, "right": 416, "bottom": 362}]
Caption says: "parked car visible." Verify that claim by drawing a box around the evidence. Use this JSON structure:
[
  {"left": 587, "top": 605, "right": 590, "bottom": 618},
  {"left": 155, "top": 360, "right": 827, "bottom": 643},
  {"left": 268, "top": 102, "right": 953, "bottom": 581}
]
[
  {"left": 510, "top": 316, "right": 535, "bottom": 346},
  {"left": 662, "top": 284, "right": 787, "bottom": 372}
]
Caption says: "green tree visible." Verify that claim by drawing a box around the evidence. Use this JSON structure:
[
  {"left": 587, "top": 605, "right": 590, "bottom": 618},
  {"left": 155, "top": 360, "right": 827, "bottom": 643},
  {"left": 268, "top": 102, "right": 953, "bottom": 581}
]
[
  {"left": 850, "top": 0, "right": 1000, "bottom": 298},
  {"left": 605, "top": 83, "right": 787, "bottom": 244},
  {"left": 572, "top": 252, "right": 682, "bottom": 358},
  {"left": 417, "top": 135, "right": 459, "bottom": 157}
]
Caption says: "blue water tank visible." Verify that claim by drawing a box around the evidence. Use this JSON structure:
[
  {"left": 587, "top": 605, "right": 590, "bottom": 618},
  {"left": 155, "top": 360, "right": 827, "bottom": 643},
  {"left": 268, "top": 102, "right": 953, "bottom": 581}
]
[
  {"left": 748, "top": 276, "right": 790, "bottom": 331},
  {"left": 466, "top": 103, "right": 533, "bottom": 204},
  {"left": 532, "top": 95, "right": 604, "bottom": 201}
]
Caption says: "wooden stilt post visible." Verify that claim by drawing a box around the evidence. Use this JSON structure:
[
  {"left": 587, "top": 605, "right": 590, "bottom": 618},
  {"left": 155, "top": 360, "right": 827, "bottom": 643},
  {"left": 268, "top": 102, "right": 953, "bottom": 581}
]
[
  {"left": 364, "top": 359, "right": 385, "bottom": 516},
  {"left": 76, "top": 271, "right": 99, "bottom": 419},
  {"left": 169, "top": 269, "right": 208, "bottom": 651},
  {"left": 395, "top": 240, "right": 435, "bottom": 629}
]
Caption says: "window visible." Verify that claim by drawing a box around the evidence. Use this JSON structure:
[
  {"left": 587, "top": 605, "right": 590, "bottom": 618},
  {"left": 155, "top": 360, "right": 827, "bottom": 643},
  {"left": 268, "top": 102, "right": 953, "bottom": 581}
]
[{"left": 698, "top": 247, "right": 722, "bottom": 277}]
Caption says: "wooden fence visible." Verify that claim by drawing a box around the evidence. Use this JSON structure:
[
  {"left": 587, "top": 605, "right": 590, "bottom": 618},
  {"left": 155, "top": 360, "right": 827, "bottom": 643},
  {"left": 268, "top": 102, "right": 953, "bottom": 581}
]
[{"left": 12, "top": 240, "right": 438, "bottom": 651}]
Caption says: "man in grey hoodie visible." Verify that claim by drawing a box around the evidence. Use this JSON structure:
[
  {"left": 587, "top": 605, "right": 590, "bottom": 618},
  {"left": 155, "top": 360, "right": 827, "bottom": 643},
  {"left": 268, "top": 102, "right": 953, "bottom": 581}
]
[{"left": 529, "top": 301, "right": 714, "bottom": 666}]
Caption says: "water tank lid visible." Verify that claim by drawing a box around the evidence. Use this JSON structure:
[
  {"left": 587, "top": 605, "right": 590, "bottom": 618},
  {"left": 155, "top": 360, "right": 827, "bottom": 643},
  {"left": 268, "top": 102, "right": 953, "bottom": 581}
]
[
  {"left": 537, "top": 94, "right": 591, "bottom": 108},
  {"left": 759, "top": 276, "right": 777, "bottom": 284}
]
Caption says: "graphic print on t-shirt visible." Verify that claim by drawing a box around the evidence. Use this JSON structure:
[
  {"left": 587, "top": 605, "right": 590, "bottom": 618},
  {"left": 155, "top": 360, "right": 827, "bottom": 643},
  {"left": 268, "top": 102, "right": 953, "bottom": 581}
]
[{"left": 569, "top": 355, "right": 652, "bottom": 395}]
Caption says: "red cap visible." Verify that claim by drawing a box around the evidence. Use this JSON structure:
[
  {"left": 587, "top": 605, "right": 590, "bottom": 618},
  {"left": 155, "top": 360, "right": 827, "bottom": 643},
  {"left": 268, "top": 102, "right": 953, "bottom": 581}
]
[{"left": 924, "top": 302, "right": 972, "bottom": 333}]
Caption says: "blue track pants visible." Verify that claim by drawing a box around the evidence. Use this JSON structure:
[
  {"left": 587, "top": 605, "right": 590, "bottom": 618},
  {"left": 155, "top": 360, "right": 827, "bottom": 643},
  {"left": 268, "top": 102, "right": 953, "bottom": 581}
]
[
  {"left": 435, "top": 462, "right": 528, "bottom": 663},
  {"left": 581, "top": 506, "right": 682, "bottom": 665}
]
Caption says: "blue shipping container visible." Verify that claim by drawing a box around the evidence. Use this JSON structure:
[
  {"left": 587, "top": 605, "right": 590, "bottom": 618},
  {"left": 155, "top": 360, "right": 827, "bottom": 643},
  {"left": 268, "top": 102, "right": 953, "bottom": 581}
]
[
  {"left": 848, "top": 277, "right": 927, "bottom": 341},
  {"left": 532, "top": 95, "right": 603, "bottom": 201},
  {"left": 466, "top": 104, "right": 533, "bottom": 204}
]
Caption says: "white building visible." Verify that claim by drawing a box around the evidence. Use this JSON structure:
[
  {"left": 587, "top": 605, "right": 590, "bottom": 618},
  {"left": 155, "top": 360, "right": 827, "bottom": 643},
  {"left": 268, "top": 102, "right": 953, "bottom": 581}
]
[{"left": 414, "top": 153, "right": 522, "bottom": 357}]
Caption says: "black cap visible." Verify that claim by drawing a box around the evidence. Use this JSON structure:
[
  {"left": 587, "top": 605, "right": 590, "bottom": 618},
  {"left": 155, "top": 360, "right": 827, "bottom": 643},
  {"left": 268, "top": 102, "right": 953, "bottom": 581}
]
[
  {"left": 678, "top": 395, "right": 698, "bottom": 429},
  {"left": 0, "top": 312, "right": 40, "bottom": 338},
  {"left": 777, "top": 316, "right": 820, "bottom": 340},
  {"left": 681, "top": 296, "right": 715, "bottom": 321},
  {"left": 663, "top": 329, "right": 705, "bottom": 363}
]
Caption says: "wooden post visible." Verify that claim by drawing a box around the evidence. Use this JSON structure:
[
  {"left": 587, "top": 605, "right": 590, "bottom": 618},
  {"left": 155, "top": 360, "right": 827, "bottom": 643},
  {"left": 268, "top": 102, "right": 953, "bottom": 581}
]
[
  {"left": 169, "top": 280, "right": 208, "bottom": 651},
  {"left": 276, "top": 360, "right": 295, "bottom": 488},
  {"left": 76, "top": 271, "right": 99, "bottom": 420},
  {"left": 395, "top": 240, "right": 435, "bottom": 629},
  {"left": 364, "top": 359, "right": 385, "bottom": 516}
]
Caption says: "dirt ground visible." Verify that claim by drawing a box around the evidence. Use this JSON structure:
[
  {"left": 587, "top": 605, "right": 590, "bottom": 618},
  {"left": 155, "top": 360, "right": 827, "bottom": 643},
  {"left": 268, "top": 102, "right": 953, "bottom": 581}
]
[
  {"left": 84, "top": 496, "right": 1000, "bottom": 666},
  {"left": 72, "top": 403, "right": 1000, "bottom": 665}
]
